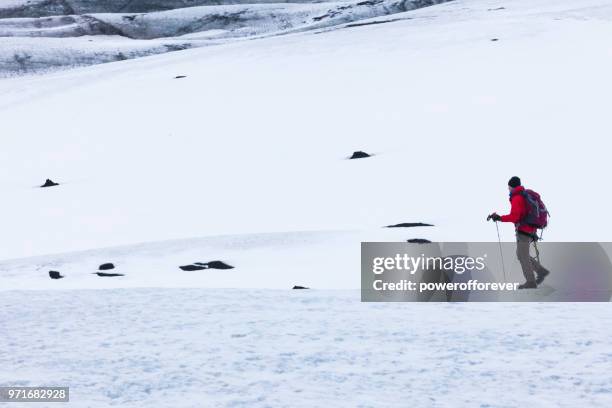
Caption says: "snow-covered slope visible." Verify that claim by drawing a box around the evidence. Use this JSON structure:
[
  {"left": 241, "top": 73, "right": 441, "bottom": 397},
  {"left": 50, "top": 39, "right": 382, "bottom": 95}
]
[
  {"left": 0, "top": 0, "right": 452, "bottom": 75},
  {"left": 0, "top": 229, "right": 417, "bottom": 290},
  {"left": 3, "top": 289, "right": 612, "bottom": 407},
  {"left": 0, "top": 1, "right": 429, "bottom": 39},
  {"left": 2, "top": 0, "right": 612, "bottom": 289},
  {"left": 0, "top": 0, "right": 340, "bottom": 18},
  {"left": 3, "top": 2, "right": 612, "bottom": 407}
]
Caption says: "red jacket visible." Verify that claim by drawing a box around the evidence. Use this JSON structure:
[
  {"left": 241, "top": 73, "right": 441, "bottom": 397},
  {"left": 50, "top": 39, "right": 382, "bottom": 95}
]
[{"left": 500, "top": 186, "right": 537, "bottom": 235}]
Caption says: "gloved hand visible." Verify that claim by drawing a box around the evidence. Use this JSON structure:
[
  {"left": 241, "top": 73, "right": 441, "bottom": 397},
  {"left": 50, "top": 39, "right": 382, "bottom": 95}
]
[{"left": 487, "top": 213, "right": 501, "bottom": 222}]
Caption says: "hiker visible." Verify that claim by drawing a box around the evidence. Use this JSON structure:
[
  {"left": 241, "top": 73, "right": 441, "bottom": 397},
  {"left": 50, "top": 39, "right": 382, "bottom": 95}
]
[{"left": 488, "top": 176, "right": 550, "bottom": 289}]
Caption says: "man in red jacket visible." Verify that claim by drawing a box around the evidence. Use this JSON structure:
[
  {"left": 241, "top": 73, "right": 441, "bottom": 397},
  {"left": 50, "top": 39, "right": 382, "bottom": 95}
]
[{"left": 488, "top": 176, "right": 549, "bottom": 289}]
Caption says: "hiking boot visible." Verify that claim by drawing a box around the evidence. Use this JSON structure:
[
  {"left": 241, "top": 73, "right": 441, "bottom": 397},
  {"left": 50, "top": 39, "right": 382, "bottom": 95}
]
[
  {"left": 518, "top": 281, "right": 537, "bottom": 289},
  {"left": 535, "top": 268, "right": 550, "bottom": 285}
]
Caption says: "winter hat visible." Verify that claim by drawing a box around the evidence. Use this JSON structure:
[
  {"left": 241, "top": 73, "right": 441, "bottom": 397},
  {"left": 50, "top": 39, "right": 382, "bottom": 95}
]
[{"left": 508, "top": 176, "right": 521, "bottom": 188}]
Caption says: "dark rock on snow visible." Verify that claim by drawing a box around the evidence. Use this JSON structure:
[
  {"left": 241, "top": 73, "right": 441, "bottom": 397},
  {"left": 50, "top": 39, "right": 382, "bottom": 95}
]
[
  {"left": 49, "top": 271, "right": 64, "bottom": 279},
  {"left": 349, "top": 151, "right": 371, "bottom": 159},
  {"left": 491, "top": 38, "right": 499, "bottom": 41},
  {"left": 346, "top": 18, "right": 402, "bottom": 28},
  {"left": 99, "top": 263, "right": 115, "bottom": 270},
  {"left": 180, "top": 264, "right": 206, "bottom": 271},
  {"left": 407, "top": 238, "right": 432, "bottom": 244},
  {"left": 293, "top": 285, "right": 309, "bottom": 289},
  {"left": 386, "top": 222, "right": 433, "bottom": 228},
  {"left": 41, "top": 179, "right": 59, "bottom": 188},
  {"left": 201, "top": 261, "right": 234, "bottom": 270},
  {"left": 94, "top": 272, "right": 124, "bottom": 277},
  {"left": 180, "top": 261, "right": 234, "bottom": 271},
  {"left": 175, "top": 75, "right": 187, "bottom": 79}
]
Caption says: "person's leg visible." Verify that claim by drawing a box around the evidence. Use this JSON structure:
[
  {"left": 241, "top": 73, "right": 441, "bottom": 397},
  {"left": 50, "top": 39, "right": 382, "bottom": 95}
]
[
  {"left": 529, "top": 252, "right": 543, "bottom": 271},
  {"left": 530, "top": 242, "right": 550, "bottom": 284},
  {"left": 516, "top": 233, "right": 536, "bottom": 284}
]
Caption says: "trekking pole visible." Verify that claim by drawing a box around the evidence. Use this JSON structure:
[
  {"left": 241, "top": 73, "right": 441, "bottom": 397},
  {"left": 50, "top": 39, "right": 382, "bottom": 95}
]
[
  {"left": 495, "top": 221, "right": 508, "bottom": 283},
  {"left": 533, "top": 239, "right": 541, "bottom": 264}
]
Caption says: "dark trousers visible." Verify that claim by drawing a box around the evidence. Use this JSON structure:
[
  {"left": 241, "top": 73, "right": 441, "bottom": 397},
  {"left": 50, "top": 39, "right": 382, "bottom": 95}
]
[{"left": 516, "top": 232, "right": 543, "bottom": 283}]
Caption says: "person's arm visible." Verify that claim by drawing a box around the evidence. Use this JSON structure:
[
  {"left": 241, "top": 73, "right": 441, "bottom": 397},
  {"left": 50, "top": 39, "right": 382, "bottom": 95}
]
[{"left": 500, "top": 195, "right": 525, "bottom": 223}]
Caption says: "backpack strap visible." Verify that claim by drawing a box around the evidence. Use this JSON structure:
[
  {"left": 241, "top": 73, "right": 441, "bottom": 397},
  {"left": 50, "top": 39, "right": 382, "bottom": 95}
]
[{"left": 516, "top": 190, "right": 531, "bottom": 227}]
